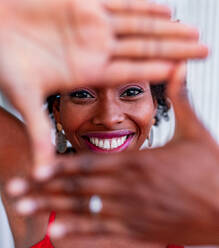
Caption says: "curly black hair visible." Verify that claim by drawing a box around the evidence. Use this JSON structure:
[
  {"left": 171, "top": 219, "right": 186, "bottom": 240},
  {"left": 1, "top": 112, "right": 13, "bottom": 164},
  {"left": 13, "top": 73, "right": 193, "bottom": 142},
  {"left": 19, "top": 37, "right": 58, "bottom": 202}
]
[
  {"left": 47, "top": 83, "right": 170, "bottom": 126},
  {"left": 150, "top": 83, "right": 170, "bottom": 125}
]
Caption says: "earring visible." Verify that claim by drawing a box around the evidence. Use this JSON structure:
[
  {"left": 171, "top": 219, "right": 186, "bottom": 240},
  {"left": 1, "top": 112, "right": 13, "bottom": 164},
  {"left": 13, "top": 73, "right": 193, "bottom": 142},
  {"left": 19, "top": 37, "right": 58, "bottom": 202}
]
[
  {"left": 148, "top": 127, "right": 154, "bottom": 148},
  {"left": 56, "top": 123, "right": 67, "bottom": 153}
]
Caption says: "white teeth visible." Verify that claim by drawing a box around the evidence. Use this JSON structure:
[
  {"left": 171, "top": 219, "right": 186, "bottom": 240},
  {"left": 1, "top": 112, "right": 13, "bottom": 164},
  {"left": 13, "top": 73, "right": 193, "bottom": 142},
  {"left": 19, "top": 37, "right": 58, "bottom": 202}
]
[
  {"left": 111, "top": 138, "right": 118, "bottom": 149},
  {"left": 94, "top": 138, "right": 99, "bottom": 146},
  {"left": 99, "top": 139, "right": 104, "bottom": 148},
  {"left": 89, "top": 136, "right": 128, "bottom": 150},
  {"left": 90, "top": 137, "right": 95, "bottom": 144},
  {"left": 104, "top": 140, "right": 110, "bottom": 149},
  {"left": 117, "top": 138, "right": 122, "bottom": 147},
  {"left": 121, "top": 136, "right": 126, "bottom": 143}
]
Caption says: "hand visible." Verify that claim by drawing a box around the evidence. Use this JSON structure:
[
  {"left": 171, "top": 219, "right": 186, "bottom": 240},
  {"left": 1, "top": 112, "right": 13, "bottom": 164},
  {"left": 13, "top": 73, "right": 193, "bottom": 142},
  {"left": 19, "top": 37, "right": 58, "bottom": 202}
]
[
  {"left": 7, "top": 64, "right": 219, "bottom": 246},
  {"left": 0, "top": 0, "right": 208, "bottom": 169}
]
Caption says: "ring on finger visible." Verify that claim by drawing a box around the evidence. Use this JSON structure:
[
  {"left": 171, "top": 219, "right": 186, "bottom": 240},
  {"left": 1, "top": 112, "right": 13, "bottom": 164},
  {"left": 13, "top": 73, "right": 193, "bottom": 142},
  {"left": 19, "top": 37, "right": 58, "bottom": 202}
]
[{"left": 89, "top": 195, "right": 103, "bottom": 215}]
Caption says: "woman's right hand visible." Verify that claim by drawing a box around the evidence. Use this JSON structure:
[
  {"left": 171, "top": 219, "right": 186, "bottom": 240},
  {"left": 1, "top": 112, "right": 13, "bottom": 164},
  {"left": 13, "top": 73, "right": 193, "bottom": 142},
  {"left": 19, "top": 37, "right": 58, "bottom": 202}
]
[{"left": 0, "top": 0, "right": 208, "bottom": 171}]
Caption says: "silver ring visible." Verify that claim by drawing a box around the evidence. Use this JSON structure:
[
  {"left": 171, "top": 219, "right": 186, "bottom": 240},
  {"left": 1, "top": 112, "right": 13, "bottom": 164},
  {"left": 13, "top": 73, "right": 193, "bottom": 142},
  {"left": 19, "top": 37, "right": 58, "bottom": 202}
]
[{"left": 89, "top": 195, "right": 103, "bottom": 214}]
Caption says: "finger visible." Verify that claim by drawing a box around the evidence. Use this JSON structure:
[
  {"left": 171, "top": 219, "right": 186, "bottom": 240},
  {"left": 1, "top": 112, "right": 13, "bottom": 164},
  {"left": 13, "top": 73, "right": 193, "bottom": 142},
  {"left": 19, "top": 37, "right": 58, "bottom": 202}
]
[
  {"left": 7, "top": 172, "right": 135, "bottom": 200},
  {"left": 43, "top": 176, "right": 129, "bottom": 197},
  {"left": 4, "top": 84, "right": 55, "bottom": 172},
  {"left": 33, "top": 150, "right": 147, "bottom": 181},
  {"left": 113, "top": 39, "right": 208, "bottom": 60},
  {"left": 104, "top": 0, "right": 171, "bottom": 18},
  {"left": 49, "top": 215, "right": 131, "bottom": 240},
  {"left": 14, "top": 195, "right": 131, "bottom": 219},
  {"left": 7, "top": 175, "right": 128, "bottom": 197},
  {"left": 104, "top": 60, "right": 174, "bottom": 84},
  {"left": 22, "top": 90, "right": 54, "bottom": 168},
  {"left": 15, "top": 195, "right": 90, "bottom": 216},
  {"left": 112, "top": 16, "right": 199, "bottom": 39},
  {"left": 33, "top": 153, "right": 130, "bottom": 180},
  {"left": 6, "top": 177, "right": 30, "bottom": 197},
  {"left": 167, "top": 62, "right": 210, "bottom": 139}
]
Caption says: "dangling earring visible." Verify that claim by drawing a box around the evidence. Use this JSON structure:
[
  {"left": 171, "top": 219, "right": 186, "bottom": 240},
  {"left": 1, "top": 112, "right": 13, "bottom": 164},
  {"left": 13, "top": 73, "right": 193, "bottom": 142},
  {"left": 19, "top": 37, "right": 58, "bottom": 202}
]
[
  {"left": 148, "top": 127, "right": 154, "bottom": 148},
  {"left": 56, "top": 123, "right": 67, "bottom": 153}
]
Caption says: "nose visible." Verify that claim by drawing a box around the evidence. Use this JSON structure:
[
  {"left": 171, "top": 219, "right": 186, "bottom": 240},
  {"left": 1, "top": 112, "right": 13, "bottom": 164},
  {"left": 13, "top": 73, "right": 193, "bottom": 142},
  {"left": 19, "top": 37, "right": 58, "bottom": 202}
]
[{"left": 92, "top": 101, "right": 125, "bottom": 129}]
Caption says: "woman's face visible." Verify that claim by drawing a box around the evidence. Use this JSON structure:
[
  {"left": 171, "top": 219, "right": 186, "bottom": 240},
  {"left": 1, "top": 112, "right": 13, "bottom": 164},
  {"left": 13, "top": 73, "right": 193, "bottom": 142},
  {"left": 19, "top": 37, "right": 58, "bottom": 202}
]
[{"left": 53, "top": 82, "right": 156, "bottom": 153}]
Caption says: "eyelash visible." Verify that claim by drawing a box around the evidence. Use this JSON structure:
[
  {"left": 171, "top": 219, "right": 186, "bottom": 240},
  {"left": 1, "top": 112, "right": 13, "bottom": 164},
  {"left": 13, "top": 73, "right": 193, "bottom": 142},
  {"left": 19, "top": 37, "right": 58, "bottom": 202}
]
[
  {"left": 69, "top": 90, "right": 94, "bottom": 99},
  {"left": 69, "top": 87, "right": 144, "bottom": 101},
  {"left": 120, "top": 87, "right": 144, "bottom": 98}
]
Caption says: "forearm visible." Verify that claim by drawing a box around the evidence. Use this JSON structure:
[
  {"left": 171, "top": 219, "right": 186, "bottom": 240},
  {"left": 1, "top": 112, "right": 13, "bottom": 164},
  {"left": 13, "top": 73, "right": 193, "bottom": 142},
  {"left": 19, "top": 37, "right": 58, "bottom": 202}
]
[
  {"left": 0, "top": 107, "right": 32, "bottom": 184},
  {"left": 0, "top": 107, "right": 47, "bottom": 247}
]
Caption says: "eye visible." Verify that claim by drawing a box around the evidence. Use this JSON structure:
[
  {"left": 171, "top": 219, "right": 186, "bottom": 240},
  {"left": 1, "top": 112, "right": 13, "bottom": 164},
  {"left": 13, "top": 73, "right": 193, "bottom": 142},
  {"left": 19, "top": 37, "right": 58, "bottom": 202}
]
[
  {"left": 69, "top": 90, "right": 94, "bottom": 99},
  {"left": 120, "top": 87, "right": 144, "bottom": 98}
]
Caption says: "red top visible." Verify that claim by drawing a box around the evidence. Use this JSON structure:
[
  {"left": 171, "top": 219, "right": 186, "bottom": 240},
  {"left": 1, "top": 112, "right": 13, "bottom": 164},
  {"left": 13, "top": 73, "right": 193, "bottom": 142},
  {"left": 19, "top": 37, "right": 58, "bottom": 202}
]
[
  {"left": 31, "top": 212, "right": 184, "bottom": 248},
  {"left": 30, "top": 212, "right": 55, "bottom": 248}
]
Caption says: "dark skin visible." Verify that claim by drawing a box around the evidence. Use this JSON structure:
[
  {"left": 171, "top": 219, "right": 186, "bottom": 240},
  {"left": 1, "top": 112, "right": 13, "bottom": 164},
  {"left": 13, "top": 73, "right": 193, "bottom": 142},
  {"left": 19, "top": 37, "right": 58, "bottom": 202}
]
[
  {"left": 0, "top": 2, "right": 210, "bottom": 246},
  {"left": 54, "top": 82, "right": 156, "bottom": 153},
  {"left": 3, "top": 64, "right": 219, "bottom": 248},
  {"left": 0, "top": 0, "right": 207, "bottom": 173},
  {"left": 1, "top": 80, "right": 159, "bottom": 248},
  {"left": 0, "top": 108, "right": 48, "bottom": 247}
]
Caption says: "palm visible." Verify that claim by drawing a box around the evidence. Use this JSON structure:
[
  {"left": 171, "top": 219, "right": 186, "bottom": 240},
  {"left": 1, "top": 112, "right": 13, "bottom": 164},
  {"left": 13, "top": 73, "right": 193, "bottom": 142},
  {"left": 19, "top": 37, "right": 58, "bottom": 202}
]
[
  {"left": 0, "top": 0, "right": 111, "bottom": 95},
  {"left": 0, "top": 0, "right": 113, "bottom": 166},
  {"left": 0, "top": 0, "right": 207, "bottom": 168}
]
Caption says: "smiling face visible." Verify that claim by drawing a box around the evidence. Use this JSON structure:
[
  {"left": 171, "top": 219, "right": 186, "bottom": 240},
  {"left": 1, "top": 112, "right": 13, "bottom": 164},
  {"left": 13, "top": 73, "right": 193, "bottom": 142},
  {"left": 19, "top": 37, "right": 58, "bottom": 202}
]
[{"left": 53, "top": 82, "right": 156, "bottom": 153}]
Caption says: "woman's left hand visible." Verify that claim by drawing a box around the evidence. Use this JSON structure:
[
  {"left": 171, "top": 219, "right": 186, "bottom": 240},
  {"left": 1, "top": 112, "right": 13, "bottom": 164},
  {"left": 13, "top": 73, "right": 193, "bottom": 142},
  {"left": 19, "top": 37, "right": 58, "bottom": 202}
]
[{"left": 6, "top": 64, "right": 219, "bottom": 246}]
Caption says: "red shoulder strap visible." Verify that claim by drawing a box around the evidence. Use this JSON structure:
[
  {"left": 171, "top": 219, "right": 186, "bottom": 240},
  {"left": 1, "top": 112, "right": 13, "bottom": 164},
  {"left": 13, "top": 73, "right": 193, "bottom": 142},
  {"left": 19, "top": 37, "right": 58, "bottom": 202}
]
[
  {"left": 30, "top": 211, "right": 56, "bottom": 248},
  {"left": 167, "top": 245, "right": 184, "bottom": 248},
  {"left": 46, "top": 211, "right": 56, "bottom": 237}
]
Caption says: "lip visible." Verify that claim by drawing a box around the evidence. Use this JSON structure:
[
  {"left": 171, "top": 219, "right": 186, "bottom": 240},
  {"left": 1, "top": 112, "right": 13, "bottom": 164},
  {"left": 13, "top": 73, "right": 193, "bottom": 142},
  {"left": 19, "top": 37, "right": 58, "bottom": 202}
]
[
  {"left": 82, "top": 130, "right": 134, "bottom": 139},
  {"left": 83, "top": 134, "right": 134, "bottom": 153}
]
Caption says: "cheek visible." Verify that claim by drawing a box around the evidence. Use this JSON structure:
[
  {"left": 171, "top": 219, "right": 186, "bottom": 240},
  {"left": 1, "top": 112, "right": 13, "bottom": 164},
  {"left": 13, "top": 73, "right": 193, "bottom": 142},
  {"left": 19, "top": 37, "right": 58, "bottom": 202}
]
[
  {"left": 127, "top": 98, "right": 155, "bottom": 137},
  {"left": 137, "top": 102, "right": 155, "bottom": 127},
  {"left": 59, "top": 101, "right": 90, "bottom": 139}
]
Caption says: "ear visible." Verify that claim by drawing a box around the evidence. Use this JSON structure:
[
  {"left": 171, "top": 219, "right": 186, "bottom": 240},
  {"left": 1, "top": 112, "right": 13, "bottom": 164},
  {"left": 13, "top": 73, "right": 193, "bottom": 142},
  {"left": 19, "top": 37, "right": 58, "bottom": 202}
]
[{"left": 53, "top": 97, "right": 61, "bottom": 124}]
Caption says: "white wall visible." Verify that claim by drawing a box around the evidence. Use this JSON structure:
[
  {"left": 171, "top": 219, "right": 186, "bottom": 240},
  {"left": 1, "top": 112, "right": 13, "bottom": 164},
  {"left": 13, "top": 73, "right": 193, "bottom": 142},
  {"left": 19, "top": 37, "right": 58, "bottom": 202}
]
[
  {"left": 0, "top": 195, "right": 14, "bottom": 248},
  {"left": 153, "top": 0, "right": 219, "bottom": 146}
]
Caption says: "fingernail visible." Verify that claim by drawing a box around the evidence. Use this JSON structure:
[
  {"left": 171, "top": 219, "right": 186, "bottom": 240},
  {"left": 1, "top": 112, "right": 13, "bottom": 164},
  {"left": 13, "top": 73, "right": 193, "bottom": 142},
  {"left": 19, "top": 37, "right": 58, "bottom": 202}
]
[
  {"left": 200, "top": 45, "right": 209, "bottom": 57},
  {"left": 7, "top": 178, "right": 28, "bottom": 197},
  {"left": 33, "top": 165, "right": 54, "bottom": 181},
  {"left": 15, "top": 198, "right": 37, "bottom": 215},
  {"left": 49, "top": 223, "right": 67, "bottom": 239}
]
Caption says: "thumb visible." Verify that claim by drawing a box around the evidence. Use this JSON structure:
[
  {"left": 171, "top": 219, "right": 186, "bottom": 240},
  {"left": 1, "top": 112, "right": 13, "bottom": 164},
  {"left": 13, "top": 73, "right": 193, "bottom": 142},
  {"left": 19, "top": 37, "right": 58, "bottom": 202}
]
[
  {"left": 13, "top": 88, "right": 55, "bottom": 177},
  {"left": 167, "top": 62, "right": 208, "bottom": 140}
]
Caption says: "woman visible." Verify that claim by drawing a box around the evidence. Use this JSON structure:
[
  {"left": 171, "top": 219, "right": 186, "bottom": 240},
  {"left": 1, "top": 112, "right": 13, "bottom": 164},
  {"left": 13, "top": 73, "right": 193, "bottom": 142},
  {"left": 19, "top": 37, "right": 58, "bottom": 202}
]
[
  {"left": 1, "top": 78, "right": 171, "bottom": 247},
  {"left": 6, "top": 63, "right": 219, "bottom": 248},
  {"left": 0, "top": 2, "right": 211, "bottom": 248},
  {"left": 0, "top": 0, "right": 207, "bottom": 172},
  {"left": 4, "top": 63, "right": 219, "bottom": 248}
]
